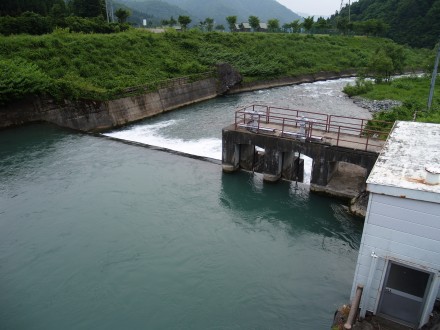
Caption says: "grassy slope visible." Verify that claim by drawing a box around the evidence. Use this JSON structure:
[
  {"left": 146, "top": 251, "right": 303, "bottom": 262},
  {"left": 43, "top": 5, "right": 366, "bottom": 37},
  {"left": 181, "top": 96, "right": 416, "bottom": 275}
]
[
  {"left": 359, "top": 76, "right": 440, "bottom": 124},
  {"left": 0, "top": 28, "right": 432, "bottom": 102}
]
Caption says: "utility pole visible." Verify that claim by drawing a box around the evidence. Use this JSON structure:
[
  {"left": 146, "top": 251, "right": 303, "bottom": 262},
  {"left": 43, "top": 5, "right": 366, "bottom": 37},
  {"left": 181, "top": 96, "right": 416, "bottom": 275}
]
[
  {"left": 104, "top": 0, "right": 114, "bottom": 23},
  {"left": 427, "top": 39, "right": 440, "bottom": 111},
  {"left": 349, "top": 0, "right": 351, "bottom": 23}
]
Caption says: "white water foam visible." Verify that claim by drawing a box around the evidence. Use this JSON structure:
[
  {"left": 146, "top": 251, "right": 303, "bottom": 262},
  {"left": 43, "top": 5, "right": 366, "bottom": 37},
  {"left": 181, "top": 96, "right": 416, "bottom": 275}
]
[{"left": 104, "top": 120, "right": 223, "bottom": 160}]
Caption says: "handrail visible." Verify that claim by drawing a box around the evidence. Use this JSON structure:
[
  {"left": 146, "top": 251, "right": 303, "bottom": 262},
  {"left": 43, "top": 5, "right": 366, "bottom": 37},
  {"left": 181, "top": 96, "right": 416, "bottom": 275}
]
[
  {"left": 234, "top": 105, "right": 393, "bottom": 151},
  {"left": 121, "top": 71, "right": 215, "bottom": 96}
]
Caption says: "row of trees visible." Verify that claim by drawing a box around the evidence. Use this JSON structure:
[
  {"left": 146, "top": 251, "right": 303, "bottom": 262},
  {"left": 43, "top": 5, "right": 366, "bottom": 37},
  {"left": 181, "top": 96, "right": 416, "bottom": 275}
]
[
  {"left": 161, "top": 15, "right": 192, "bottom": 30},
  {"left": 1, "top": 0, "right": 388, "bottom": 38},
  {"left": 0, "top": 0, "right": 132, "bottom": 35},
  {"left": 177, "top": 14, "right": 388, "bottom": 36},
  {"left": 1, "top": 0, "right": 106, "bottom": 19}
]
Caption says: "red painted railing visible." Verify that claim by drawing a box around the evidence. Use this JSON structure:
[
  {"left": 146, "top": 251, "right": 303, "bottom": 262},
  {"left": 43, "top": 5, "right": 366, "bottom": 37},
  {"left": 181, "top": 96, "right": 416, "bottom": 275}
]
[{"left": 234, "top": 105, "right": 393, "bottom": 151}]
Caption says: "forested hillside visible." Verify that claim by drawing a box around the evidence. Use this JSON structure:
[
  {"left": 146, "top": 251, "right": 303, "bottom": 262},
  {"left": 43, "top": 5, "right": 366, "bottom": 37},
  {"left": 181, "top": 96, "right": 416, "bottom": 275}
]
[
  {"left": 334, "top": 0, "right": 440, "bottom": 48},
  {"left": 0, "top": 29, "right": 430, "bottom": 104},
  {"left": 118, "top": 0, "right": 301, "bottom": 27},
  {"left": 117, "top": 0, "right": 192, "bottom": 26},
  {"left": 0, "top": 0, "right": 66, "bottom": 16}
]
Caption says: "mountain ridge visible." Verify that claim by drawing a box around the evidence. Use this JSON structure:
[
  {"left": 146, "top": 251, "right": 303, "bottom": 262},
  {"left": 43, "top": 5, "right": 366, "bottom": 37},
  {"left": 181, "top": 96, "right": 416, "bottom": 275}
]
[{"left": 118, "top": 0, "right": 301, "bottom": 27}]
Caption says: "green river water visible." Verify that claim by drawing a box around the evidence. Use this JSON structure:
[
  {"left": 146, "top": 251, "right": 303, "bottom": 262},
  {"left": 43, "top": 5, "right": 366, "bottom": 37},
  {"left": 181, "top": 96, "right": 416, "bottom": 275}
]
[
  {"left": 0, "top": 124, "right": 362, "bottom": 329},
  {"left": 1, "top": 81, "right": 365, "bottom": 329}
]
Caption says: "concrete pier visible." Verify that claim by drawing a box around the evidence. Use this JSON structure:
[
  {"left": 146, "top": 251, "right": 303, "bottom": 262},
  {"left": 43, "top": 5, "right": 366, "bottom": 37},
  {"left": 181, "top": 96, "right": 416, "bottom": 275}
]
[{"left": 222, "top": 120, "right": 384, "bottom": 198}]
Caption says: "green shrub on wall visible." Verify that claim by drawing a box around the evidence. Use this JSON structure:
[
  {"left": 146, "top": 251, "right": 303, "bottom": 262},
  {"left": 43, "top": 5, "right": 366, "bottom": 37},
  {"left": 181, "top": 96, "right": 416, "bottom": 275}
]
[{"left": 0, "top": 58, "right": 52, "bottom": 104}]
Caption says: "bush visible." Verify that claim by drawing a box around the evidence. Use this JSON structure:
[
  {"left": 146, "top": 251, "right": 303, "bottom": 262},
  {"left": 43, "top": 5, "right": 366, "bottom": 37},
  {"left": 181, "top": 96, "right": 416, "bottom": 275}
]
[
  {"left": 343, "top": 78, "right": 374, "bottom": 97},
  {"left": 0, "top": 12, "right": 52, "bottom": 36},
  {"left": 0, "top": 58, "right": 52, "bottom": 104}
]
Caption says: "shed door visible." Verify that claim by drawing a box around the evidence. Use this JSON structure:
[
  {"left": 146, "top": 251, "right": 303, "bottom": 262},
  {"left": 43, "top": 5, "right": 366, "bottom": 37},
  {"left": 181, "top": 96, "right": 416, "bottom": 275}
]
[{"left": 378, "top": 262, "right": 431, "bottom": 326}]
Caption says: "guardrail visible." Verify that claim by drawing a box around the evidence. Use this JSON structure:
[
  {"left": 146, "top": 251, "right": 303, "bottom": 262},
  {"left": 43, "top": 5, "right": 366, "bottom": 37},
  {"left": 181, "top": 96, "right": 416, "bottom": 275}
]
[
  {"left": 234, "top": 105, "right": 393, "bottom": 151},
  {"left": 121, "top": 71, "right": 216, "bottom": 96}
]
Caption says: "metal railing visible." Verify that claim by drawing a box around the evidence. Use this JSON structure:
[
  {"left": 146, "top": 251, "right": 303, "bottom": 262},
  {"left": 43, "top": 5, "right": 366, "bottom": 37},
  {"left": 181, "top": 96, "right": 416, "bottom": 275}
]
[
  {"left": 234, "top": 105, "right": 393, "bottom": 151},
  {"left": 120, "top": 71, "right": 215, "bottom": 96}
]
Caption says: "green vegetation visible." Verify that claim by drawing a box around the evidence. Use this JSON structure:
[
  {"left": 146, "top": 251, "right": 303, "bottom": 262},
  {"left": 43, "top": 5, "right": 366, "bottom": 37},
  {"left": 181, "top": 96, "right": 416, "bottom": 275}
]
[
  {"left": 0, "top": 29, "right": 431, "bottom": 104},
  {"left": 0, "top": 58, "right": 51, "bottom": 104},
  {"left": 345, "top": 76, "right": 440, "bottom": 128},
  {"left": 334, "top": 0, "right": 440, "bottom": 48},
  {"left": 0, "top": 0, "right": 130, "bottom": 36}
]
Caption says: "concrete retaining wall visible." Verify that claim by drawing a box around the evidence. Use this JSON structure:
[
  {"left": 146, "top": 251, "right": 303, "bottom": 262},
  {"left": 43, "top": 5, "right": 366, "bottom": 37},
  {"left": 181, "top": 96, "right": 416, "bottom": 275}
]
[
  {"left": 0, "top": 77, "right": 219, "bottom": 132},
  {"left": 0, "top": 69, "right": 357, "bottom": 132}
]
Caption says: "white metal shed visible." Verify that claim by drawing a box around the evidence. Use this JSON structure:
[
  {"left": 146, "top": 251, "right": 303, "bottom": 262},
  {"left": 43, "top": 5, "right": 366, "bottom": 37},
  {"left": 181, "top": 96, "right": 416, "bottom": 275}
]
[{"left": 350, "top": 121, "right": 440, "bottom": 328}]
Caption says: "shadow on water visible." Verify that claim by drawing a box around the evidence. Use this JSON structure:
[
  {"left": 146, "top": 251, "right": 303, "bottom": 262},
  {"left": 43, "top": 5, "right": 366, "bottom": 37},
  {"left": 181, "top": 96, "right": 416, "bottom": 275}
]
[
  {"left": 0, "top": 123, "right": 77, "bottom": 179},
  {"left": 219, "top": 170, "right": 363, "bottom": 250}
]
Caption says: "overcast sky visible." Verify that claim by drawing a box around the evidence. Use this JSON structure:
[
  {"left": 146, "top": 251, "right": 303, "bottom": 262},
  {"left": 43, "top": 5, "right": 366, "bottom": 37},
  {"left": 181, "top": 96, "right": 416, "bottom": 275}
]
[{"left": 276, "top": 0, "right": 358, "bottom": 17}]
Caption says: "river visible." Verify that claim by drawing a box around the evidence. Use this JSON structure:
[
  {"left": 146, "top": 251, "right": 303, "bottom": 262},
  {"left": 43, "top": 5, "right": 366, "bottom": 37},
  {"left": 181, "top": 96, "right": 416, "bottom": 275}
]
[{"left": 0, "top": 79, "right": 365, "bottom": 329}]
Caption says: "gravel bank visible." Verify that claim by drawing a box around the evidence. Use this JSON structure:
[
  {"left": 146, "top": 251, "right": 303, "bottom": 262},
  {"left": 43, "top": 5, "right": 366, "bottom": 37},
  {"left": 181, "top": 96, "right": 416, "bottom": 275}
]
[{"left": 352, "top": 96, "right": 402, "bottom": 114}]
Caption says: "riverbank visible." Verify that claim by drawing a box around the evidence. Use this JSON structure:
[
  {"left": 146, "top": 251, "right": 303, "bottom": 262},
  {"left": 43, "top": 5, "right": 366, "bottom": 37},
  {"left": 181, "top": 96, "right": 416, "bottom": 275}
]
[
  {"left": 0, "top": 69, "right": 359, "bottom": 132},
  {"left": 0, "top": 30, "right": 430, "bottom": 107},
  {"left": 352, "top": 96, "right": 403, "bottom": 114}
]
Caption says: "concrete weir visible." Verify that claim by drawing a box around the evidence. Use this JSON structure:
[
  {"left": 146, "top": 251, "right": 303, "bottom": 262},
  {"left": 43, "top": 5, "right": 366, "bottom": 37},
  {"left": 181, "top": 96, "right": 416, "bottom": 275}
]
[{"left": 222, "top": 124, "right": 380, "bottom": 199}]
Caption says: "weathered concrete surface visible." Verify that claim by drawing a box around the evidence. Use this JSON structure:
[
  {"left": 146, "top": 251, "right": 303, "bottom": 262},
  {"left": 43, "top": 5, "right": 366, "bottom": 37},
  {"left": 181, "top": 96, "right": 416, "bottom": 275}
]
[
  {"left": 0, "top": 63, "right": 243, "bottom": 132},
  {"left": 222, "top": 125, "right": 379, "bottom": 194},
  {"left": 0, "top": 68, "right": 355, "bottom": 132},
  {"left": 0, "top": 77, "right": 220, "bottom": 132},
  {"left": 350, "top": 191, "right": 369, "bottom": 217},
  {"left": 312, "top": 162, "right": 368, "bottom": 201}
]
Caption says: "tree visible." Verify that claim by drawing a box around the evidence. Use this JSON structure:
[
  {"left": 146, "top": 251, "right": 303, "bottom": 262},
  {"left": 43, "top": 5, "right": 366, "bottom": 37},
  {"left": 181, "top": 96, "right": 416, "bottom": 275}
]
[
  {"left": 49, "top": 2, "right": 67, "bottom": 24},
  {"left": 369, "top": 48, "right": 394, "bottom": 83},
  {"left": 302, "top": 16, "right": 314, "bottom": 33},
  {"left": 198, "top": 20, "right": 206, "bottom": 31},
  {"left": 383, "top": 44, "right": 406, "bottom": 73},
  {"left": 114, "top": 8, "right": 130, "bottom": 24},
  {"left": 178, "top": 15, "right": 191, "bottom": 30},
  {"left": 169, "top": 16, "right": 177, "bottom": 26},
  {"left": 290, "top": 19, "right": 300, "bottom": 33},
  {"left": 0, "top": 0, "right": 65, "bottom": 16},
  {"left": 282, "top": 23, "right": 291, "bottom": 33},
  {"left": 248, "top": 15, "right": 259, "bottom": 31},
  {"left": 336, "top": 17, "right": 350, "bottom": 35},
  {"left": 315, "top": 17, "right": 329, "bottom": 32},
  {"left": 226, "top": 15, "right": 237, "bottom": 32},
  {"left": 205, "top": 17, "right": 214, "bottom": 32},
  {"left": 71, "top": 0, "right": 106, "bottom": 19},
  {"left": 215, "top": 24, "right": 225, "bottom": 32},
  {"left": 267, "top": 18, "right": 279, "bottom": 32}
]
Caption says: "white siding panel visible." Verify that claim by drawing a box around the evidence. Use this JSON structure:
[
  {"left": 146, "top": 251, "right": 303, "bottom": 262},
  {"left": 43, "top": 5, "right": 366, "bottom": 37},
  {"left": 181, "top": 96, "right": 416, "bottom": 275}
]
[
  {"left": 356, "top": 253, "right": 375, "bottom": 270},
  {"left": 356, "top": 263, "right": 371, "bottom": 278},
  {"left": 351, "top": 273, "right": 368, "bottom": 298},
  {"left": 364, "top": 224, "right": 440, "bottom": 254},
  {"left": 376, "top": 258, "right": 386, "bottom": 271},
  {"left": 370, "top": 203, "right": 440, "bottom": 229},
  {"left": 368, "top": 213, "right": 440, "bottom": 242},
  {"left": 363, "top": 234, "right": 440, "bottom": 269},
  {"left": 354, "top": 192, "right": 440, "bottom": 314},
  {"left": 371, "top": 194, "right": 440, "bottom": 217}
]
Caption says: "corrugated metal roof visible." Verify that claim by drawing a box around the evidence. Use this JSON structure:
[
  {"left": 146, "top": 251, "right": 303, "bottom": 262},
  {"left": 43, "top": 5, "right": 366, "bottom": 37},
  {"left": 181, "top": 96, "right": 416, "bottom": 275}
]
[{"left": 367, "top": 121, "right": 440, "bottom": 203}]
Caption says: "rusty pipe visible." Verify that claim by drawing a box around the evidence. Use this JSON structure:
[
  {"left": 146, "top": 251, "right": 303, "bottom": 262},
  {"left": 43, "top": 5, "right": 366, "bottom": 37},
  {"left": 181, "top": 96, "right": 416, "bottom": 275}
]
[{"left": 344, "top": 285, "right": 364, "bottom": 330}]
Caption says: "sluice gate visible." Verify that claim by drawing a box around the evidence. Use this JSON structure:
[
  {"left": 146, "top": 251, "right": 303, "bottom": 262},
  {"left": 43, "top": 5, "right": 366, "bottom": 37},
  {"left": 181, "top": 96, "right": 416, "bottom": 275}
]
[{"left": 222, "top": 105, "right": 393, "bottom": 197}]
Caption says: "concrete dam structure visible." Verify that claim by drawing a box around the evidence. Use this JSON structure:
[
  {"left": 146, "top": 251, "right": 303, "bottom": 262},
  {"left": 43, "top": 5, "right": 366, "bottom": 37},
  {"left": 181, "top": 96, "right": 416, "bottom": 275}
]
[{"left": 222, "top": 105, "right": 393, "bottom": 199}]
